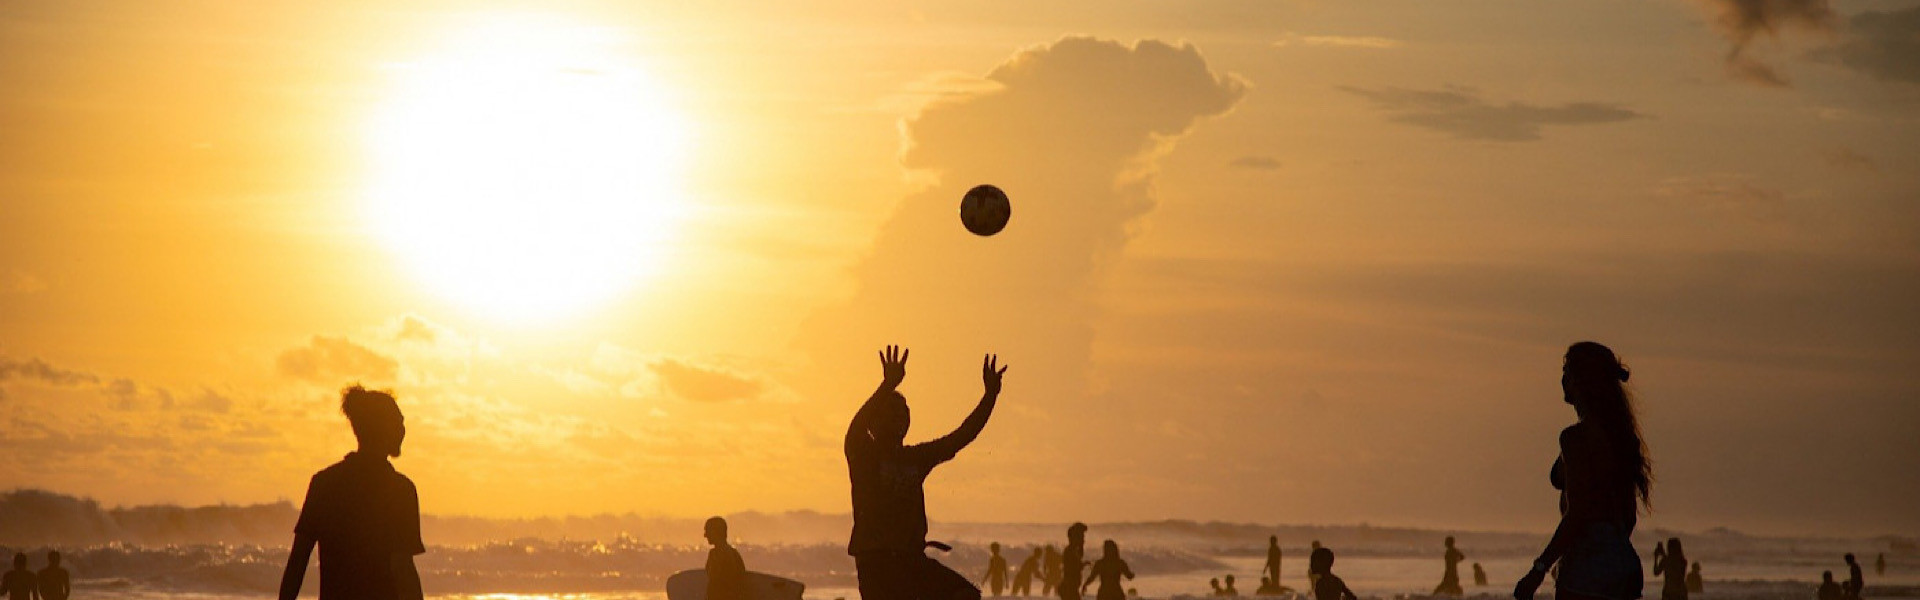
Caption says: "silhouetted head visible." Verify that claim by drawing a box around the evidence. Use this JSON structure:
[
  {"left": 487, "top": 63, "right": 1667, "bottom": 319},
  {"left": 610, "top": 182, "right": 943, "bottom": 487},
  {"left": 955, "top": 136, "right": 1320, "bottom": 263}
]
[
  {"left": 1102, "top": 540, "right": 1119, "bottom": 558},
  {"left": 704, "top": 516, "right": 728, "bottom": 546},
  {"left": 1667, "top": 538, "right": 1685, "bottom": 560},
  {"left": 1311, "top": 540, "right": 1322, "bottom": 550},
  {"left": 1262, "top": 577, "right": 1272, "bottom": 587},
  {"left": 10, "top": 553, "right": 22, "bottom": 569},
  {"left": 1824, "top": 571, "right": 1835, "bottom": 583},
  {"left": 1445, "top": 536, "right": 1455, "bottom": 548},
  {"left": 1309, "top": 547, "right": 1335, "bottom": 576},
  {"left": 342, "top": 385, "right": 405, "bottom": 457},
  {"left": 1069, "top": 522, "right": 1088, "bottom": 544},
  {"left": 1211, "top": 578, "right": 1221, "bottom": 590},
  {"left": 991, "top": 542, "right": 1002, "bottom": 554},
  {"left": 1690, "top": 562, "right": 1700, "bottom": 573},
  {"left": 1225, "top": 575, "right": 1237, "bottom": 588},
  {"left": 1845, "top": 554, "right": 1856, "bottom": 564},
  {"left": 45, "top": 551, "right": 58, "bottom": 567},
  {"left": 1270, "top": 535, "right": 1279, "bottom": 547},
  {"left": 869, "top": 391, "right": 910, "bottom": 447},
  {"left": 1561, "top": 342, "right": 1652, "bottom": 507}
]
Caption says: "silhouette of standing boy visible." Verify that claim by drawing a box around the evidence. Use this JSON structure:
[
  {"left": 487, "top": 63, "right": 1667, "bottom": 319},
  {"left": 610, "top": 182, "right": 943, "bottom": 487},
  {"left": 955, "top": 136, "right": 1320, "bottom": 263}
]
[
  {"left": 36, "top": 552, "right": 66, "bottom": 600},
  {"left": 279, "top": 386, "right": 425, "bottom": 600},
  {"left": 983, "top": 543, "right": 1010, "bottom": 597},
  {"left": 845, "top": 346, "right": 1007, "bottom": 600},
  {"left": 705, "top": 517, "right": 747, "bottom": 600},
  {"left": 1433, "top": 536, "right": 1465, "bottom": 596},
  {"left": 2, "top": 554, "right": 35, "bottom": 600}
]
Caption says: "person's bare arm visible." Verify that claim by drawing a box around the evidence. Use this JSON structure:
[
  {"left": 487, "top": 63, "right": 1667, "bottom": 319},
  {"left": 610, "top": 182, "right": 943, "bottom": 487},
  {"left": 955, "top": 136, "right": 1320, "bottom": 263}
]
[
  {"left": 279, "top": 534, "right": 317, "bottom": 600},
  {"left": 1516, "top": 426, "right": 1599, "bottom": 600},
  {"left": 920, "top": 355, "right": 1006, "bottom": 458}
]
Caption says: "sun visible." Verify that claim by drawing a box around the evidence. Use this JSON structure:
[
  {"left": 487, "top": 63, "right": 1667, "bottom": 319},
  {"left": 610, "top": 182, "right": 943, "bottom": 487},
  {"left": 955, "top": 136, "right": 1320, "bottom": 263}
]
[{"left": 363, "top": 16, "right": 693, "bottom": 321}]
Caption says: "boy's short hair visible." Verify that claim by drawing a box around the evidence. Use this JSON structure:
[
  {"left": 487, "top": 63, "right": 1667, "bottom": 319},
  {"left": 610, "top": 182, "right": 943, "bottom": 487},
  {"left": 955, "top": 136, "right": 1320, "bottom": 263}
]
[{"left": 706, "top": 516, "right": 728, "bottom": 534}]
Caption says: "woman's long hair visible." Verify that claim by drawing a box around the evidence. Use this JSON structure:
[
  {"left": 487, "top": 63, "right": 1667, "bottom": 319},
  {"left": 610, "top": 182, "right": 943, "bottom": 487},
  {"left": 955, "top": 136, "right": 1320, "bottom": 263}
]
[{"left": 1565, "top": 341, "right": 1653, "bottom": 508}]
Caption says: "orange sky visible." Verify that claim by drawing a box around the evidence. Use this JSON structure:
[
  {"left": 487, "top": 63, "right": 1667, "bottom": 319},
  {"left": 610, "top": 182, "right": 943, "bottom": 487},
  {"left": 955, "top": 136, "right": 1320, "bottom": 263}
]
[{"left": 1, "top": 0, "right": 1916, "bottom": 536}]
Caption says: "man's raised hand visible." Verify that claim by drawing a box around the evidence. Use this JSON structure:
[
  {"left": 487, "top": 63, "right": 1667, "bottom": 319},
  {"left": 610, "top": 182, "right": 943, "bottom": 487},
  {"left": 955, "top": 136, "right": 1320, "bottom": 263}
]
[
  {"left": 879, "top": 345, "right": 908, "bottom": 390},
  {"left": 982, "top": 354, "right": 1007, "bottom": 396}
]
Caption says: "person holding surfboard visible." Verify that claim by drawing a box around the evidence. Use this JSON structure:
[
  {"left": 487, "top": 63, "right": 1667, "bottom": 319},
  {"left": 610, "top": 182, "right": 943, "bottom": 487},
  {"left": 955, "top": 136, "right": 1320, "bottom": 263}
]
[
  {"left": 705, "top": 517, "right": 747, "bottom": 600},
  {"left": 846, "top": 345, "right": 1008, "bottom": 600}
]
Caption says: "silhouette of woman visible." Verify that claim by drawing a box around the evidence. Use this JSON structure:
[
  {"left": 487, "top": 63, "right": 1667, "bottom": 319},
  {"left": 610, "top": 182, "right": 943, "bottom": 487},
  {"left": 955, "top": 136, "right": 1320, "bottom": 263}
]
[
  {"left": 1435, "top": 536, "right": 1466, "bottom": 595},
  {"left": 1080, "top": 540, "right": 1135, "bottom": 600},
  {"left": 1514, "top": 342, "right": 1651, "bottom": 600},
  {"left": 1652, "top": 538, "right": 1686, "bottom": 600}
]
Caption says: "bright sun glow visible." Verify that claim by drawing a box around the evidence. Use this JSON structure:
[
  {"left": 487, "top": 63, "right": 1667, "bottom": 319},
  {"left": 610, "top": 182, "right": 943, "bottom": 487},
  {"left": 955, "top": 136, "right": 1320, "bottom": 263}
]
[{"left": 365, "top": 16, "right": 693, "bottom": 320}]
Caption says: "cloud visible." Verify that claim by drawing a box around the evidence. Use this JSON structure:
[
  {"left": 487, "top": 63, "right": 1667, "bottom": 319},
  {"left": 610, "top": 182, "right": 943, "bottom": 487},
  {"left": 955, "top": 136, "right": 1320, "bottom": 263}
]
[
  {"left": 1273, "top": 33, "right": 1403, "bottom": 49},
  {"left": 1823, "top": 147, "right": 1879, "bottom": 173},
  {"left": 801, "top": 37, "right": 1244, "bottom": 455},
  {"left": 649, "top": 359, "right": 764, "bottom": 403},
  {"left": 1812, "top": 6, "right": 1920, "bottom": 85},
  {"left": 275, "top": 335, "right": 399, "bottom": 384},
  {"left": 1340, "top": 85, "right": 1645, "bottom": 141},
  {"left": 1694, "top": 0, "right": 1838, "bottom": 87},
  {"left": 0, "top": 356, "right": 101, "bottom": 387},
  {"left": 1, "top": 270, "right": 47, "bottom": 294},
  {"left": 1229, "top": 155, "right": 1282, "bottom": 170}
]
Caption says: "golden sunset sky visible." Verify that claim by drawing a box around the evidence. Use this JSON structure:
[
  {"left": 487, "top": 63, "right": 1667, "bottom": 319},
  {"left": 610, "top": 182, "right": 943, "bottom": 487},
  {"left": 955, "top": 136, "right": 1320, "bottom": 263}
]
[{"left": 2, "top": 0, "right": 1916, "bottom": 536}]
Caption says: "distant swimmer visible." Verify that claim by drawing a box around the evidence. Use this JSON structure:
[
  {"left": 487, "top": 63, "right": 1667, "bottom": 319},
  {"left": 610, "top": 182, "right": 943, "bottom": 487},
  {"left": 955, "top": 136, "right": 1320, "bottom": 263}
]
[
  {"left": 1433, "top": 536, "right": 1465, "bottom": 596},
  {"left": 845, "top": 347, "right": 1007, "bottom": 600},
  {"left": 1819, "top": 571, "right": 1844, "bottom": 600},
  {"left": 3, "top": 554, "right": 35, "bottom": 600},
  {"left": 983, "top": 543, "right": 1009, "bottom": 597},
  {"left": 279, "top": 386, "right": 427, "bottom": 600},
  {"left": 1014, "top": 548, "right": 1040, "bottom": 596},
  {"left": 36, "top": 552, "right": 67, "bottom": 600},
  {"left": 1210, "top": 578, "right": 1224, "bottom": 596},
  {"left": 1061, "top": 524, "right": 1090, "bottom": 600},
  {"left": 1310, "top": 547, "right": 1357, "bottom": 600},
  {"left": 1653, "top": 542, "right": 1665, "bottom": 578},
  {"left": 1043, "top": 545, "right": 1062, "bottom": 596},
  {"left": 1256, "top": 576, "right": 1287, "bottom": 596},
  {"left": 1513, "top": 342, "right": 1652, "bottom": 600},
  {"left": 1079, "top": 540, "right": 1135, "bottom": 600},
  {"left": 1265, "top": 536, "right": 1284, "bottom": 591},
  {"left": 1474, "top": 563, "right": 1488, "bottom": 587},
  {"left": 1844, "top": 554, "right": 1864, "bottom": 600},
  {"left": 705, "top": 517, "right": 747, "bottom": 600},
  {"left": 1224, "top": 574, "right": 1240, "bottom": 597},
  {"left": 1876, "top": 554, "right": 1885, "bottom": 577},
  {"left": 1653, "top": 538, "right": 1687, "bottom": 600},
  {"left": 1685, "top": 562, "right": 1702, "bottom": 594}
]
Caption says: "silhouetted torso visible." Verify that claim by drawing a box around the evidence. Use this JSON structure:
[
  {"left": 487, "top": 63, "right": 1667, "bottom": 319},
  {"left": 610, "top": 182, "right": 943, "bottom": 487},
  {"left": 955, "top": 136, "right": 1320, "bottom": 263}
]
[
  {"left": 1819, "top": 579, "right": 1844, "bottom": 600},
  {"left": 1015, "top": 553, "right": 1040, "bottom": 595},
  {"left": 1060, "top": 544, "right": 1087, "bottom": 600},
  {"left": 1085, "top": 556, "right": 1133, "bottom": 600},
  {"left": 1684, "top": 565, "right": 1702, "bottom": 594},
  {"left": 295, "top": 452, "right": 426, "bottom": 600},
  {"left": 1435, "top": 545, "right": 1465, "bottom": 595},
  {"left": 986, "top": 551, "right": 1009, "bottom": 595},
  {"left": 1474, "top": 563, "right": 1488, "bottom": 586},
  {"left": 1265, "top": 545, "right": 1282, "bottom": 589},
  {"left": 1312, "top": 573, "right": 1355, "bottom": 600},
  {"left": 1, "top": 568, "right": 34, "bottom": 600},
  {"left": 37, "top": 565, "right": 68, "bottom": 600},
  {"left": 1846, "top": 562, "right": 1864, "bottom": 600},
  {"left": 1655, "top": 551, "right": 1687, "bottom": 600},
  {"left": 706, "top": 545, "right": 746, "bottom": 600}
]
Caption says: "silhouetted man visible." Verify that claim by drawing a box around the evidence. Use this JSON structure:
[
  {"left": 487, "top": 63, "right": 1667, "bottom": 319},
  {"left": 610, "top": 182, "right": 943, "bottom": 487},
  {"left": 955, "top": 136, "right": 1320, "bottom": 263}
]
[
  {"left": 1473, "top": 563, "right": 1487, "bottom": 587},
  {"left": 1264, "top": 536, "right": 1282, "bottom": 591},
  {"left": 845, "top": 346, "right": 1007, "bottom": 600},
  {"left": 1819, "top": 571, "right": 1843, "bottom": 600},
  {"left": 706, "top": 517, "right": 747, "bottom": 600},
  {"left": 1223, "top": 575, "right": 1240, "bottom": 597},
  {"left": 1043, "top": 545, "right": 1062, "bottom": 596},
  {"left": 2, "top": 554, "right": 35, "bottom": 600},
  {"left": 35, "top": 552, "right": 66, "bottom": 600},
  {"left": 279, "top": 386, "right": 426, "bottom": 600},
  {"left": 1685, "top": 562, "right": 1702, "bottom": 594},
  {"left": 1433, "top": 536, "right": 1464, "bottom": 596},
  {"left": 1844, "top": 554, "right": 1864, "bottom": 600},
  {"left": 1013, "top": 547, "right": 1040, "bottom": 596},
  {"left": 1306, "top": 541, "right": 1322, "bottom": 591},
  {"left": 983, "top": 542, "right": 1009, "bottom": 597},
  {"left": 1061, "top": 524, "right": 1089, "bottom": 600}
]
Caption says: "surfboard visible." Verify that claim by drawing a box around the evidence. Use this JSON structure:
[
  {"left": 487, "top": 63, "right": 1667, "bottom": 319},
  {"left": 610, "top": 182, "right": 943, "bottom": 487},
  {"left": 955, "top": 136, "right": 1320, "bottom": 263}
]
[{"left": 666, "top": 569, "right": 807, "bottom": 600}]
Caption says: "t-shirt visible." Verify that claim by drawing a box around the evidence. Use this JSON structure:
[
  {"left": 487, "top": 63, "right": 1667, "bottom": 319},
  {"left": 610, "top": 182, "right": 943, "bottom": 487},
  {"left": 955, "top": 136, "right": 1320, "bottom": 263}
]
[
  {"left": 1, "top": 569, "right": 36, "bottom": 600},
  {"left": 845, "top": 426, "right": 963, "bottom": 555},
  {"left": 294, "top": 452, "right": 427, "bottom": 600},
  {"left": 1314, "top": 574, "right": 1353, "bottom": 600},
  {"left": 706, "top": 545, "right": 747, "bottom": 600}
]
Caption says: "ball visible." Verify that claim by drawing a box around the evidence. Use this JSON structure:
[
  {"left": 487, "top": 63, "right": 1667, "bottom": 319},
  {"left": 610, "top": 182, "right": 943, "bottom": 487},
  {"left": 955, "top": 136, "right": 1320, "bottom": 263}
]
[{"left": 959, "top": 184, "right": 1011, "bottom": 236}]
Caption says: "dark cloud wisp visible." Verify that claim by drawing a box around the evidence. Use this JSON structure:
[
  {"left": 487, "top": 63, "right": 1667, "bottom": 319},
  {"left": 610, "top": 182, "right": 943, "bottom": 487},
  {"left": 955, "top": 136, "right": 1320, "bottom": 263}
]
[{"left": 1340, "top": 86, "right": 1645, "bottom": 141}]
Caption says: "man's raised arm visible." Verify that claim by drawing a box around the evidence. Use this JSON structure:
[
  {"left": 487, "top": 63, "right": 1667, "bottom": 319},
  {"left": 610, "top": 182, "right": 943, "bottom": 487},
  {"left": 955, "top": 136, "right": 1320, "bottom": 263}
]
[{"left": 922, "top": 354, "right": 1007, "bottom": 458}]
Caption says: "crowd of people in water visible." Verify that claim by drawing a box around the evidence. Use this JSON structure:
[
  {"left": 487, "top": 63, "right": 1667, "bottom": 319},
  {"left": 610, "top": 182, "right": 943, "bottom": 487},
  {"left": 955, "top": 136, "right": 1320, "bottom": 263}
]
[{"left": 5, "top": 342, "right": 1884, "bottom": 600}]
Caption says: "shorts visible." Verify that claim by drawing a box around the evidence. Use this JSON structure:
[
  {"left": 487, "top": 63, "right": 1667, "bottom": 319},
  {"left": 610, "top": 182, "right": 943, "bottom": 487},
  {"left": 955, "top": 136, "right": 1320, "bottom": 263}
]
[{"left": 855, "top": 551, "right": 982, "bottom": 600}]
